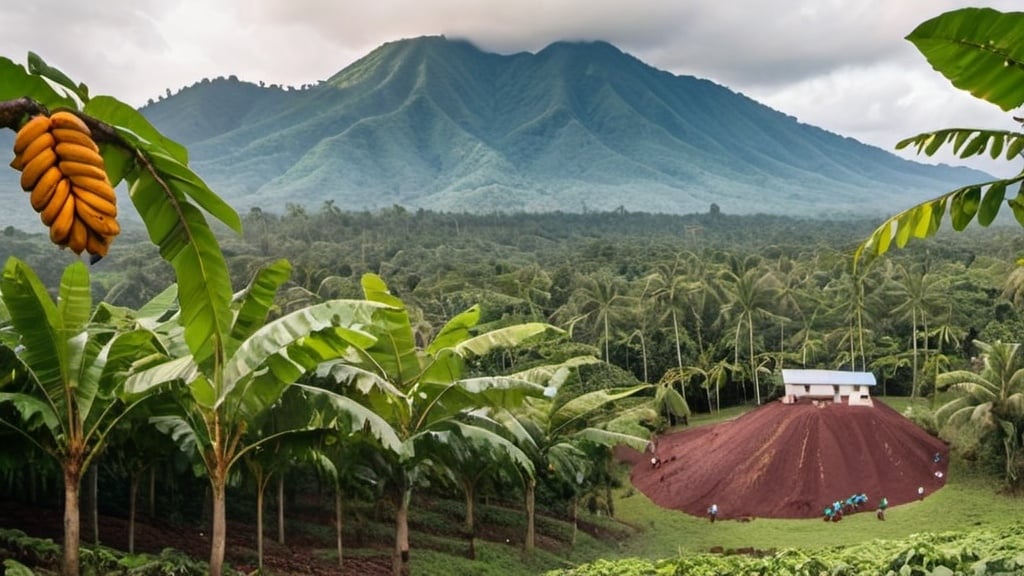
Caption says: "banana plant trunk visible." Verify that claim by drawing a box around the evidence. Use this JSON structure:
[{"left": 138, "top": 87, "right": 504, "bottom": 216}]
[
  {"left": 463, "top": 481, "right": 475, "bottom": 533},
  {"left": 62, "top": 463, "right": 82, "bottom": 576},
  {"left": 129, "top": 470, "right": 140, "bottom": 553},
  {"left": 277, "top": 475, "right": 285, "bottom": 544},
  {"left": 335, "top": 487, "right": 344, "bottom": 569},
  {"left": 393, "top": 488, "right": 411, "bottom": 576},
  {"left": 256, "top": 474, "right": 266, "bottom": 574},
  {"left": 524, "top": 477, "right": 536, "bottom": 555},
  {"left": 209, "top": 470, "right": 228, "bottom": 576}
]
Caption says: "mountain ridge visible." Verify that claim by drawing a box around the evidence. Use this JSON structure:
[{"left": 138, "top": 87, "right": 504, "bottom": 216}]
[{"left": 2, "top": 35, "right": 985, "bottom": 225}]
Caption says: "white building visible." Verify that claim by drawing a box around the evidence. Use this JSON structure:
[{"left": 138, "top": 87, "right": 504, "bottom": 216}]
[{"left": 780, "top": 369, "right": 876, "bottom": 406}]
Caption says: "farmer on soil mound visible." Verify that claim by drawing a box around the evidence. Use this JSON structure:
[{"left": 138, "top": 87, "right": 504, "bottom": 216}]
[{"left": 623, "top": 399, "right": 948, "bottom": 520}]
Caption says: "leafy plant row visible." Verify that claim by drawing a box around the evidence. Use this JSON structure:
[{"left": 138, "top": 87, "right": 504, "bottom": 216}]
[{"left": 545, "top": 523, "right": 1024, "bottom": 576}]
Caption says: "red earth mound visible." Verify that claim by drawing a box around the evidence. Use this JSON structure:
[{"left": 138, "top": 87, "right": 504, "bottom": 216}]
[{"left": 622, "top": 399, "right": 949, "bottom": 520}]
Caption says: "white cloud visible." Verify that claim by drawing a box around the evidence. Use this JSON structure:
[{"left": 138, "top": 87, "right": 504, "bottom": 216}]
[{"left": 0, "top": 0, "right": 1021, "bottom": 177}]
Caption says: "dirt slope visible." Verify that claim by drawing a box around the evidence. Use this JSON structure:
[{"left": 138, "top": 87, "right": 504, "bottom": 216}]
[{"left": 624, "top": 399, "right": 948, "bottom": 519}]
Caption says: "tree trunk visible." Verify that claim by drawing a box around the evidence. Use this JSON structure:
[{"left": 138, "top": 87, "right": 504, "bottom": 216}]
[
  {"left": 129, "top": 470, "right": 140, "bottom": 553},
  {"left": 335, "top": 486, "right": 344, "bottom": 569},
  {"left": 464, "top": 482, "right": 475, "bottom": 533},
  {"left": 749, "top": 313, "right": 760, "bottom": 405},
  {"left": 393, "top": 489, "right": 410, "bottom": 576},
  {"left": 62, "top": 464, "right": 82, "bottom": 576},
  {"left": 277, "top": 474, "right": 285, "bottom": 545},
  {"left": 209, "top": 479, "right": 227, "bottom": 576},
  {"left": 570, "top": 496, "right": 578, "bottom": 548},
  {"left": 524, "top": 478, "right": 536, "bottom": 556},
  {"left": 257, "top": 472, "right": 266, "bottom": 574}
]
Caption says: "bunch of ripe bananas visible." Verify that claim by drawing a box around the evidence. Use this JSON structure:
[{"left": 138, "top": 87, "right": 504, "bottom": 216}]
[{"left": 10, "top": 111, "right": 119, "bottom": 259}]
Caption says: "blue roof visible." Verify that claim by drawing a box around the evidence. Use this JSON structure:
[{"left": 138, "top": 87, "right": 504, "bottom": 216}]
[{"left": 781, "top": 369, "right": 876, "bottom": 386}]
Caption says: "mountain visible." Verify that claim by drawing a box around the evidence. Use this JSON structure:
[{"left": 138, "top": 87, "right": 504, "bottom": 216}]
[
  {"left": 0, "top": 37, "right": 990, "bottom": 230},
  {"left": 136, "top": 36, "right": 988, "bottom": 219}
]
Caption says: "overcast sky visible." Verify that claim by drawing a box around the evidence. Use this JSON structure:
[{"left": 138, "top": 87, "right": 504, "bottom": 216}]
[{"left": 3, "top": 1, "right": 1022, "bottom": 176}]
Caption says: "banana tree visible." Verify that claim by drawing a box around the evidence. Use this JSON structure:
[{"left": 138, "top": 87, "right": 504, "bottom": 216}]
[
  {"left": 495, "top": 357, "right": 653, "bottom": 555},
  {"left": 0, "top": 257, "right": 171, "bottom": 576},
  {"left": 317, "top": 272, "right": 562, "bottom": 576},
  {"left": 124, "top": 260, "right": 403, "bottom": 576},
  {"left": 856, "top": 8, "right": 1024, "bottom": 264}
]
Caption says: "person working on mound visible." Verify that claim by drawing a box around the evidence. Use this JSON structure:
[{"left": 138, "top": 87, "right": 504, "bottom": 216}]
[
  {"left": 707, "top": 503, "right": 718, "bottom": 523},
  {"left": 877, "top": 496, "right": 888, "bottom": 520}
]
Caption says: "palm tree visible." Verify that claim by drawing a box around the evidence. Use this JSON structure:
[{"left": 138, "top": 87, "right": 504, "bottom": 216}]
[
  {"left": 891, "top": 263, "right": 945, "bottom": 398},
  {"left": 936, "top": 340, "right": 1024, "bottom": 486},
  {"left": 573, "top": 272, "right": 632, "bottom": 362},
  {"left": 718, "top": 266, "right": 780, "bottom": 405},
  {"left": 0, "top": 258, "right": 168, "bottom": 576},
  {"left": 824, "top": 258, "right": 886, "bottom": 372},
  {"left": 649, "top": 259, "right": 691, "bottom": 378}
]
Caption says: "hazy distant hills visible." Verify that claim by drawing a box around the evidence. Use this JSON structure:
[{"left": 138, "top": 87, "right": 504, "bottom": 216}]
[{"left": 0, "top": 36, "right": 990, "bottom": 230}]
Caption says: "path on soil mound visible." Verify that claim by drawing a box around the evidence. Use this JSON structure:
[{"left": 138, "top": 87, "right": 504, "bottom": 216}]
[{"left": 622, "top": 400, "right": 949, "bottom": 520}]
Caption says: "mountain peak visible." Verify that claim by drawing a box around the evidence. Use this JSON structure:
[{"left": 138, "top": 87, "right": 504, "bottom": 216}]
[{"left": 140, "top": 38, "right": 988, "bottom": 218}]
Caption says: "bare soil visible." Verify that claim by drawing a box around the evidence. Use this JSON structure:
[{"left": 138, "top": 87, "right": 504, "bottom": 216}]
[{"left": 619, "top": 399, "right": 949, "bottom": 520}]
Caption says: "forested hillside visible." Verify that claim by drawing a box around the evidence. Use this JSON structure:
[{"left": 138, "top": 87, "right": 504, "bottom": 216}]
[{"left": 137, "top": 36, "right": 988, "bottom": 218}]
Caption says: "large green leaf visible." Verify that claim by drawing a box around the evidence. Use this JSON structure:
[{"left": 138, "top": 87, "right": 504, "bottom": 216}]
[
  {"left": 416, "top": 376, "right": 546, "bottom": 429},
  {"left": 223, "top": 299, "right": 385, "bottom": 390},
  {"left": 82, "top": 96, "right": 189, "bottom": 164},
  {"left": 426, "top": 305, "right": 480, "bottom": 354},
  {"left": 228, "top": 259, "right": 292, "bottom": 354},
  {"left": 454, "top": 323, "right": 563, "bottom": 357},
  {"left": 316, "top": 361, "right": 410, "bottom": 424},
  {"left": 129, "top": 172, "right": 233, "bottom": 367},
  {"left": 285, "top": 384, "right": 405, "bottom": 456},
  {"left": 123, "top": 355, "right": 198, "bottom": 398},
  {"left": 549, "top": 384, "right": 651, "bottom": 435},
  {"left": 423, "top": 419, "right": 535, "bottom": 476},
  {"left": 0, "top": 258, "right": 67, "bottom": 404},
  {"left": 359, "top": 274, "right": 423, "bottom": 389},
  {"left": 907, "top": 8, "right": 1024, "bottom": 111},
  {"left": 0, "top": 57, "right": 75, "bottom": 110},
  {"left": 573, "top": 427, "right": 650, "bottom": 452},
  {"left": 57, "top": 262, "right": 91, "bottom": 337},
  {"left": 27, "top": 52, "right": 89, "bottom": 103},
  {"left": 855, "top": 175, "right": 1024, "bottom": 265},
  {"left": 0, "top": 392, "right": 58, "bottom": 432}
]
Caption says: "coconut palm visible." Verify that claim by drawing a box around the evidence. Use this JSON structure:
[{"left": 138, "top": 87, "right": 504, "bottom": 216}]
[
  {"left": 936, "top": 340, "right": 1024, "bottom": 486},
  {"left": 718, "top": 266, "right": 780, "bottom": 405},
  {"left": 891, "top": 263, "right": 945, "bottom": 398}
]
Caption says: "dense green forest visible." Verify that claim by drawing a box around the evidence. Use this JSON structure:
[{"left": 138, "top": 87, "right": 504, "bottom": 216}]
[{"left": 5, "top": 205, "right": 1021, "bottom": 410}]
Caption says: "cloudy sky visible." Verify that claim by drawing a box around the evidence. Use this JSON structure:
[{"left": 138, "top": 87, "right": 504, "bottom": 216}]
[{"left": 3, "top": 1, "right": 1022, "bottom": 176}]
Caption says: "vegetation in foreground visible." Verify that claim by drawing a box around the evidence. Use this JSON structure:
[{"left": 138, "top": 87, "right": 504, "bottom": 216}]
[{"left": 4, "top": 6, "right": 1024, "bottom": 576}]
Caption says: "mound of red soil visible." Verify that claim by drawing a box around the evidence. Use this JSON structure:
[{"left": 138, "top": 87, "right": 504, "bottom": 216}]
[{"left": 624, "top": 399, "right": 948, "bottom": 520}]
